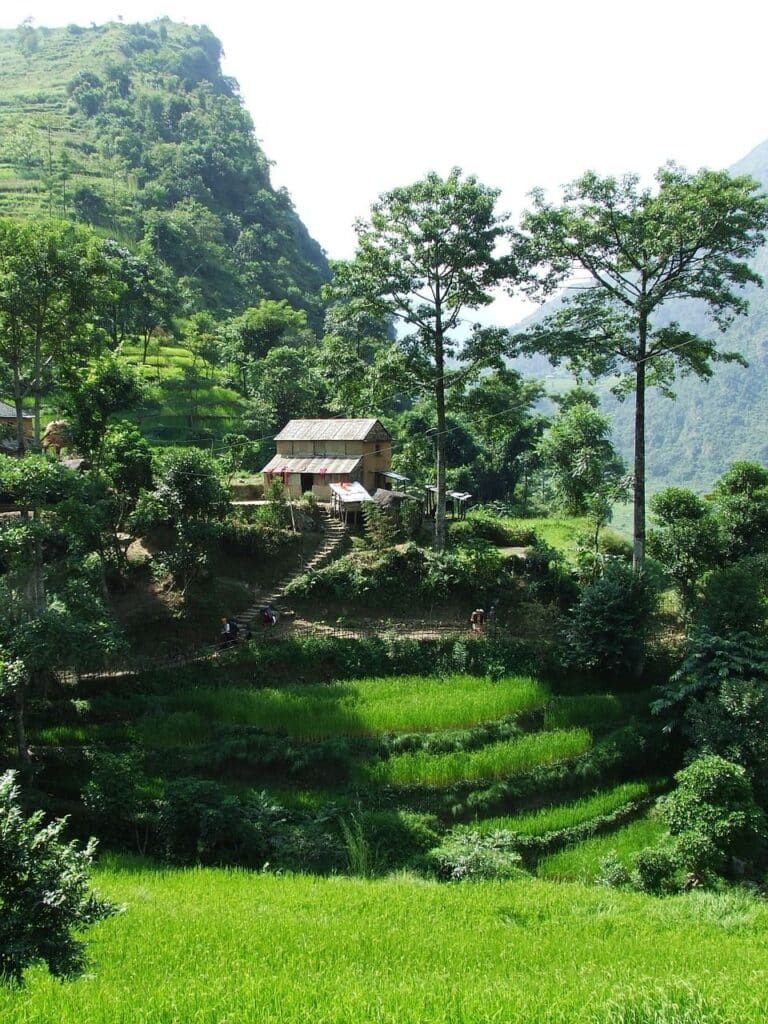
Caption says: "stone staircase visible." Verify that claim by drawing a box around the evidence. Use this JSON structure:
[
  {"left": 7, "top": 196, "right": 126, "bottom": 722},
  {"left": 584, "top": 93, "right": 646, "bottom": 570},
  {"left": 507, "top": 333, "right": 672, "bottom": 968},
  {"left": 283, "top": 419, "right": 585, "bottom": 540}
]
[{"left": 234, "top": 506, "right": 347, "bottom": 633}]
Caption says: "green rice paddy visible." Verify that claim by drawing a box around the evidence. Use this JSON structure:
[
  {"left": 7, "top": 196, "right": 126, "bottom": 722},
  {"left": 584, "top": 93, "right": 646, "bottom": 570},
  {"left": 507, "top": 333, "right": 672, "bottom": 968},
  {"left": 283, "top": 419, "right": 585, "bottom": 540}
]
[
  {"left": 367, "top": 728, "right": 592, "bottom": 787},
  {"left": 459, "top": 780, "right": 652, "bottom": 837},
  {"left": 537, "top": 815, "right": 667, "bottom": 882},
  {"left": 143, "top": 674, "right": 549, "bottom": 742},
  {"left": 3, "top": 862, "right": 768, "bottom": 1024}
]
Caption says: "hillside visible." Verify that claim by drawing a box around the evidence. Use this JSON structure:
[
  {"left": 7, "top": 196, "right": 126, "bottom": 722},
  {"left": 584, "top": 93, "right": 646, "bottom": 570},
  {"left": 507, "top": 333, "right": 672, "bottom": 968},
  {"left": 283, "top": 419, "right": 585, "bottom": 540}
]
[
  {"left": 513, "top": 138, "right": 768, "bottom": 493},
  {"left": 0, "top": 19, "right": 329, "bottom": 323}
]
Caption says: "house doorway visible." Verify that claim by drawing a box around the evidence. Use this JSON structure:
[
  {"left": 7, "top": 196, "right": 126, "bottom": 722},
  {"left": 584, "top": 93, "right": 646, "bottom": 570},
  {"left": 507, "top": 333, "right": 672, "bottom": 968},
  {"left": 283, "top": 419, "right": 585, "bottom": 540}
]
[{"left": 300, "top": 473, "right": 314, "bottom": 494}]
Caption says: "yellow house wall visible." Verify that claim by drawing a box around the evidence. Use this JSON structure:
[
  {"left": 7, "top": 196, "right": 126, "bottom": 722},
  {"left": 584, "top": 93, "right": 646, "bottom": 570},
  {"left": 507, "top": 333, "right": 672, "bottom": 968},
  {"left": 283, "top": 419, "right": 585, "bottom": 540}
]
[
  {"left": 0, "top": 416, "right": 32, "bottom": 437},
  {"left": 271, "top": 433, "right": 392, "bottom": 500}
]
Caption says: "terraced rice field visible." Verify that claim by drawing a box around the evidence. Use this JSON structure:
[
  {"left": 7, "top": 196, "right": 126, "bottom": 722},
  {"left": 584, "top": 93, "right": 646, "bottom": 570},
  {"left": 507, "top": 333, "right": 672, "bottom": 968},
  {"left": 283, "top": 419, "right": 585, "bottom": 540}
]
[
  {"left": 367, "top": 729, "right": 592, "bottom": 787},
  {"left": 141, "top": 674, "right": 549, "bottom": 741},
  {"left": 537, "top": 815, "right": 668, "bottom": 882},
  {"left": 3, "top": 862, "right": 768, "bottom": 1024},
  {"left": 457, "top": 780, "right": 653, "bottom": 836}
]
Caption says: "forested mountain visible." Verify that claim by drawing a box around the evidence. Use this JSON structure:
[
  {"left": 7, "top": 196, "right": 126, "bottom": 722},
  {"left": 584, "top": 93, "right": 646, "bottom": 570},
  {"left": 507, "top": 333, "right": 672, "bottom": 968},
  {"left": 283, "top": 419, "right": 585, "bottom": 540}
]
[
  {"left": 513, "top": 139, "right": 768, "bottom": 493},
  {"left": 0, "top": 19, "right": 329, "bottom": 323}
]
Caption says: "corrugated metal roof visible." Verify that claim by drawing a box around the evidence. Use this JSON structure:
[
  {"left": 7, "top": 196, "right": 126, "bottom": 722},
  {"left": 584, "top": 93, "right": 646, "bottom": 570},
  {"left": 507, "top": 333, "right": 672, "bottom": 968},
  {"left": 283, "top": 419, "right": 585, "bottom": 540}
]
[
  {"left": 329, "top": 481, "right": 373, "bottom": 503},
  {"left": 274, "top": 419, "right": 390, "bottom": 442},
  {"left": 0, "top": 402, "right": 32, "bottom": 419},
  {"left": 372, "top": 488, "right": 413, "bottom": 506},
  {"left": 261, "top": 455, "right": 362, "bottom": 475}
]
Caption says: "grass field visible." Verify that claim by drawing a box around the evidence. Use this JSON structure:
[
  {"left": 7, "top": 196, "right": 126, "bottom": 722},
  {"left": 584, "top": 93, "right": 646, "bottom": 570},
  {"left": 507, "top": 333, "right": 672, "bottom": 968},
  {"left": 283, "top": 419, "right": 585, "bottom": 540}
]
[
  {"left": 367, "top": 729, "right": 592, "bottom": 787},
  {"left": 459, "top": 780, "right": 652, "bottom": 837},
  {"left": 3, "top": 861, "right": 768, "bottom": 1024},
  {"left": 543, "top": 692, "right": 651, "bottom": 730},
  {"left": 141, "top": 674, "right": 549, "bottom": 743},
  {"left": 537, "top": 815, "right": 667, "bottom": 882}
]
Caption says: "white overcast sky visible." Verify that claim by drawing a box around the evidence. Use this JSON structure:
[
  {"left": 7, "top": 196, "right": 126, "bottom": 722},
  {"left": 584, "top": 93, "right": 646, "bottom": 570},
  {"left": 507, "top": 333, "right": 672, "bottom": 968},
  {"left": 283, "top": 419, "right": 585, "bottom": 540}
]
[{"left": 2, "top": 0, "right": 767, "bottom": 324}]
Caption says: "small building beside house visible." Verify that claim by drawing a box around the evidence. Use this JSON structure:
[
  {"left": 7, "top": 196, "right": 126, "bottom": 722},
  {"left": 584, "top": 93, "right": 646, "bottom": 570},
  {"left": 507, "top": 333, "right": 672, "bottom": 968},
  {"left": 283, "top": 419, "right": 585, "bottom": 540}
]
[{"left": 261, "top": 418, "right": 393, "bottom": 501}]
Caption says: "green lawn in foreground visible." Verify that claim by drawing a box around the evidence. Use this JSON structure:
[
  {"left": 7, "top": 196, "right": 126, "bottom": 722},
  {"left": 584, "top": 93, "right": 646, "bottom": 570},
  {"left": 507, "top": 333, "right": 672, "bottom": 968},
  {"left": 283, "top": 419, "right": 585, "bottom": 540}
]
[
  {"left": 3, "top": 862, "right": 768, "bottom": 1023},
  {"left": 142, "top": 674, "right": 549, "bottom": 743}
]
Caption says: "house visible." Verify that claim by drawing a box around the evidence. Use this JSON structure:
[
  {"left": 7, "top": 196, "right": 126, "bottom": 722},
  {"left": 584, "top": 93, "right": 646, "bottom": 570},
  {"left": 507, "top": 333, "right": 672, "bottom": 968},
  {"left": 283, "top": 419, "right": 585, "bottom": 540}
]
[
  {"left": 260, "top": 418, "right": 393, "bottom": 501},
  {"left": 0, "top": 401, "right": 33, "bottom": 455}
]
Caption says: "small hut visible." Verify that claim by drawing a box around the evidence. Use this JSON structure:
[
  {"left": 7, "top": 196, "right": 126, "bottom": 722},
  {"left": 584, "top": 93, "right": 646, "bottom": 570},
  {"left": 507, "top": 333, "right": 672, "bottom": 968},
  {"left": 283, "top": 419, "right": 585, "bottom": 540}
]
[
  {"left": 329, "top": 480, "right": 373, "bottom": 525},
  {"left": 425, "top": 486, "right": 472, "bottom": 519}
]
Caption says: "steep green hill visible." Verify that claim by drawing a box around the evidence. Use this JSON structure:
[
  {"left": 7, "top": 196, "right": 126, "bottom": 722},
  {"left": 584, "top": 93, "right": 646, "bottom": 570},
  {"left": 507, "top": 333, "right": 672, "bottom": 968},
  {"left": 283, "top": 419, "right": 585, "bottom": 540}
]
[{"left": 0, "top": 19, "right": 329, "bottom": 323}]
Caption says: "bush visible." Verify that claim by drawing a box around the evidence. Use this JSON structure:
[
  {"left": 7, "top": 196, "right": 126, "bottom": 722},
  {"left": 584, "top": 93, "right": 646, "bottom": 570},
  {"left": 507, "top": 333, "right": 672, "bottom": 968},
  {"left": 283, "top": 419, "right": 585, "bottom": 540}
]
[
  {"left": 158, "top": 779, "right": 287, "bottom": 867},
  {"left": 632, "top": 843, "right": 681, "bottom": 894},
  {"left": 597, "top": 851, "right": 631, "bottom": 888},
  {"left": 81, "top": 748, "right": 152, "bottom": 850},
  {"left": 598, "top": 529, "right": 633, "bottom": 559},
  {"left": 451, "top": 510, "right": 538, "bottom": 547},
  {"left": 683, "top": 679, "right": 768, "bottom": 800},
  {"left": 696, "top": 556, "right": 768, "bottom": 633},
  {"left": 659, "top": 756, "right": 767, "bottom": 869},
  {"left": 427, "top": 830, "right": 528, "bottom": 881},
  {"left": 564, "top": 561, "right": 655, "bottom": 675},
  {"left": 286, "top": 542, "right": 510, "bottom": 604},
  {"left": 218, "top": 520, "right": 294, "bottom": 558},
  {"left": 0, "top": 771, "right": 117, "bottom": 984}
]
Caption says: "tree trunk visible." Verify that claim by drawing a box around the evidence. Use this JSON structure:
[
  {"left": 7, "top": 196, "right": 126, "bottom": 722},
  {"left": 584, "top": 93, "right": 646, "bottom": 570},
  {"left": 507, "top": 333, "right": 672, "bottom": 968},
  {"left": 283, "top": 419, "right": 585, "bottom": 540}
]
[
  {"left": 632, "top": 320, "right": 647, "bottom": 570},
  {"left": 32, "top": 336, "right": 43, "bottom": 445},
  {"left": 13, "top": 365, "right": 26, "bottom": 455},
  {"left": 434, "top": 327, "right": 447, "bottom": 554},
  {"left": 14, "top": 682, "right": 32, "bottom": 781}
]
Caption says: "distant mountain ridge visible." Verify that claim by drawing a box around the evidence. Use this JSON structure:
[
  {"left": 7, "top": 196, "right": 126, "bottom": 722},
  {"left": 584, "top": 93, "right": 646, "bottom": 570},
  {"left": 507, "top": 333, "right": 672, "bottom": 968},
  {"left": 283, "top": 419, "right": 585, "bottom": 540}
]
[
  {"left": 512, "top": 139, "right": 768, "bottom": 492},
  {"left": 0, "top": 19, "right": 330, "bottom": 323}
]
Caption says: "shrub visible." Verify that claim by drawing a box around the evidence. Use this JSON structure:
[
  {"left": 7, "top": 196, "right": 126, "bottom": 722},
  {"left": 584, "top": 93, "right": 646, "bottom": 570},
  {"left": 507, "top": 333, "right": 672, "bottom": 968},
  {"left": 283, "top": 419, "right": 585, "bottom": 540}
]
[
  {"left": 451, "top": 510, "right": 538, "bottom": 547},
  {"left": 286, "top": 542, "right": 510, "bottom": 604},
  {"left": 564, "top": 561, "right": 655, "bottom": 675},
  {"left": 598, "top": 529, "right": 633, "bottom": 559},
  {"left": 157, "top": 779, "right": 287, "bottom": 867},
  {"left": 81, "top": 748, "right": 153, "bottom": 851},
  {"left": 596, "top": 851, "right": 631, "bottom": 888},
  {"left": 0, "top": 771, "right": 117, "bottom": 984},
  {"left": 696, "top": 556, "right": 768, "bottom": 633},
  {"left": 427, "top": 830, "right": 528, "bottom": 881},
  {"left": 658, "top": 756, "right": 767, "bottom": 868},
  {"left": 684, "top": 679, "right": 768, "bottom": 800},
  {"left": 359, "top": 810, "right": 441, "bottom": 871},
  {"left": 218, "top": 521, "right": 294, "bottom": 558},
  {"left": 632, "top": 843, "right": 681, "bottom": 894}
]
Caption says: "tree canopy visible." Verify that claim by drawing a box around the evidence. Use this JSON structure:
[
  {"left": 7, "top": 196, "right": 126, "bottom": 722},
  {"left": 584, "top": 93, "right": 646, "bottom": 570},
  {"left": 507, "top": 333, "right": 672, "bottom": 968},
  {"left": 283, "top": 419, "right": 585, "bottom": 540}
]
[
  {"left": 519, "top": 165, "right": 768, "bottom": 565},
  {"left": 331, "top": 168, "right": 516, "bottom": 551}
]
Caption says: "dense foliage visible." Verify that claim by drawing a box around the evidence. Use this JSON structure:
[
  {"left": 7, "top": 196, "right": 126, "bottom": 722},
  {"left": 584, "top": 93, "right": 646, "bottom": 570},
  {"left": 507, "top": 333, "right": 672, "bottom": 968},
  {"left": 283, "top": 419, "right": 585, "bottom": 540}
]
[{"left": 0, "top": 771, "right": 117, "bottom": 984}]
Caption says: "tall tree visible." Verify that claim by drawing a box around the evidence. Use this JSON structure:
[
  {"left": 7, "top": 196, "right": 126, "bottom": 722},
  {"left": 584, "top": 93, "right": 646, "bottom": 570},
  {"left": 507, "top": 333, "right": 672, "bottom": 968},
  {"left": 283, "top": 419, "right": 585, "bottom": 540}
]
[
  {"left": 0, "top": 458, "right": 122, "bottom": 776},
  {"left": 519, "top": 166, "right": 768, "bottom": 566},
  {"left": 460, "top": 368, "right": 546, "bottom": 502},
  {"left": 331, "top": 169, "right": 515, "bottom": 551},
  {"left": 0, "top": 220, "right": 119, "bottom": 450}
]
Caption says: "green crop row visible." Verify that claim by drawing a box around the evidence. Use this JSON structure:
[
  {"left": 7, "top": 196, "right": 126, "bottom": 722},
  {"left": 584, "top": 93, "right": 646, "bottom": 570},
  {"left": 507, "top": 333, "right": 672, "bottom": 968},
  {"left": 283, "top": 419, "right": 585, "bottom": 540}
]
[
  {"left": 367, "top": 729, "right": 592, "bottom": 788},
  {"left": 537, "top": 814, "right": 667, "bottom": 882},
  {"left": 459, "top": 780, "right": 652, "bottom": 837},
  {"left": 144, "top": 674, "right": 549, "bottom": 741}
]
